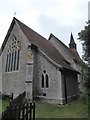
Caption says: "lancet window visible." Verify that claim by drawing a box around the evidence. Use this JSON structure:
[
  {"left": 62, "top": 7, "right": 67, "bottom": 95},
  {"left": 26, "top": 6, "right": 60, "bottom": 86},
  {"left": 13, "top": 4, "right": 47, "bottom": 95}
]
[
  {"left": 41, "top": 70, "right": 49, "bottom": 88},
  {"left": 5, "top": 35, "right": 21, "bottom": 72}
]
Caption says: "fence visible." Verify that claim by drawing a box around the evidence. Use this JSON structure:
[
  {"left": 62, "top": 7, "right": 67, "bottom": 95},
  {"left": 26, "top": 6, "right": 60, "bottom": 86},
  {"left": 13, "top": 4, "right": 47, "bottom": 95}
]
[
  {"left": 2, "top": 92, "right": 35, "bottom": 120},
  {"left": 2, "top": 102, "right": 35, "bottom": 120},
  {"left": 10, "top": 91, "right": 26, "bottom": 106}
]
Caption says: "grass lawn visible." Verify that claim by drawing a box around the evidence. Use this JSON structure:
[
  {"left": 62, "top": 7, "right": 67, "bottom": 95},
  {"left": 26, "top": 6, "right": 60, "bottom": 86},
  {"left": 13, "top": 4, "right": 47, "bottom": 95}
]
[
  {"left": 35, "top": 96, "right": 88, "bottom": 118},
  {"left": 0, "top": 100, "right": 2, "bottom": 112},
  {"left": 0, "top": 95, "right": 89, "bottom": 118},
  {"left": 0, "top": 99, "right": 9, "bottom": 112}
]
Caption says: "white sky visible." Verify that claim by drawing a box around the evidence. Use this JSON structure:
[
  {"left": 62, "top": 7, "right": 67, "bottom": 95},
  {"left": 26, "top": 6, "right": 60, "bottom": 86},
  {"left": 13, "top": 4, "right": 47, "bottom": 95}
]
[
  {"left": 88, "top": 1, "right": 90, "bottom": 19},
  {"left": 0, "top": 0, "right": 89, "bottom": 58}
]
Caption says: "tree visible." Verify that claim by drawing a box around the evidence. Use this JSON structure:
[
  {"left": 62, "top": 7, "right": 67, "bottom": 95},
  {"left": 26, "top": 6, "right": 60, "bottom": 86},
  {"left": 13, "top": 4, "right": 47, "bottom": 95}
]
[
  {"left": 78, "top": 21, "right": 90, "bottom": 61},
  {"left": 78, "top": 21, "right": 90, "bottom": 94}
]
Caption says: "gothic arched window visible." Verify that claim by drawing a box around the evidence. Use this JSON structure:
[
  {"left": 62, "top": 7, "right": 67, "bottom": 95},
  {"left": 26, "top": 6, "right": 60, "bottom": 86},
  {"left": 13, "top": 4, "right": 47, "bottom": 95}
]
[
  {"left": 41, "top": 70, "right": 49, "bottom": 88},
  {"left": 5, "top": 35, "right": 21, "bottom": 72},
  {"left": 42, "top": 74, "right": 44, "bottom": 88},
  {"left": 46, "top": 74, "right": 49, "bottom": 88}
]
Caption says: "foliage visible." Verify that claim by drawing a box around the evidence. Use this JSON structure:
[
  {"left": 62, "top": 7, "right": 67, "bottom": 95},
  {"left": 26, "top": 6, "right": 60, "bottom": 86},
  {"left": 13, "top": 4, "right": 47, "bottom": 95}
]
[
  {"left": 78, "top": 21, "right": 90, "bottom": 61},
  {"left": 0, "top": 100, "right": 2, "bottom": 112},
  {"left": 84, "top": 67, "right": 90, "bottom": 94},
  {"left": 78, "top": 21, "right": 90, "bottom": 94}
]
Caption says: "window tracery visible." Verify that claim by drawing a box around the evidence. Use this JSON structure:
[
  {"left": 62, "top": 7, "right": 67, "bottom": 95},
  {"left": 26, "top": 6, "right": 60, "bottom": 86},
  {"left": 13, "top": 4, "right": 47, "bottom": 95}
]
[
  {"left": 41, "top": 70, "right": 49, "bottom": 88},
  {"left": 5, "top": 35, "right": 21, "bottom": 72}
]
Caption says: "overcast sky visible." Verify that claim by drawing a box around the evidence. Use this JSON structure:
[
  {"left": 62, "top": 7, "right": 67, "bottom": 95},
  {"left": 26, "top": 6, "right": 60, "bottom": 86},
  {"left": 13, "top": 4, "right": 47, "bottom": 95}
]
[{"left": 0, "top": 0, "right": 89, "bottom": 58}]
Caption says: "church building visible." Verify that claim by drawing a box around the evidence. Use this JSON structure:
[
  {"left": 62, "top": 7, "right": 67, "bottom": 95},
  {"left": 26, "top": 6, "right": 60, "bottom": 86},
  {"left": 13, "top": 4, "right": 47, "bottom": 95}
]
[{"left": 0, "top": 17, "right": 85, "bottom": 104}]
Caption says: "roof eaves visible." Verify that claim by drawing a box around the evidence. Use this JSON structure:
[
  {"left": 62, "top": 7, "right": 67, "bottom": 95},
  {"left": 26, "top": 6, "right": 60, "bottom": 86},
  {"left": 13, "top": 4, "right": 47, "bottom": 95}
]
[
  {"left": 39, "top": 49, "right": 63, "bottom": 69},
  {"left": 15, "top": 18, "right": 79, "bottom": 72},
  {"left": 1, "top": 17, "right": 15, "bottom": 53},
  {"left": 49, "top": 33, "right": 84, "bottom": 63}
]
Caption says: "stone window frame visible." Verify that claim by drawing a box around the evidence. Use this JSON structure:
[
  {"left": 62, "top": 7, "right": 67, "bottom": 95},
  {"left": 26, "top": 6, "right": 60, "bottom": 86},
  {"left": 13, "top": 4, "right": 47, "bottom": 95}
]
[
  {"left": 5, "top": 35, "right": 21, "bottom": 72},
  {"left": 41, "top": 70, "right": 49, "bottom": 88}
]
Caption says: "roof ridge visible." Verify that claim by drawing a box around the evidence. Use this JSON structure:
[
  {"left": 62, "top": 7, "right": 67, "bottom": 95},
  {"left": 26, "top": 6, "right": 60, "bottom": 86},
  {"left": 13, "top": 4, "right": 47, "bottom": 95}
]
[
  {"left": 49, "top": 33, "right": 69, "bottom": 50},
  {"left": 49, "top": 33, "right": 82, "bottom": 62},
  {"left": 16, "top": 18, "right": 77, "bottom": 70},
  {"left": 14, "top": 17, "right": 48, "bottom": 41},
  {"left": 1, "top": 17, "right": 79, "bottom": 72},
  {"left": 15, "top": 19, "right": 68, "bottom": 62}
]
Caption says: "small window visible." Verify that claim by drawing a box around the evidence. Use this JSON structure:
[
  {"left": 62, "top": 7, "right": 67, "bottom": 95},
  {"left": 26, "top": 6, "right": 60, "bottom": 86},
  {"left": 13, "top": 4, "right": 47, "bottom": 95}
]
[
  {"left": 10, "top": 52, "right": 14, "bottom": 71},
  {"left": 5, "top": 54, "right": 9, "bottom": 72},
  {"left": 8, "top": 53, "right": 11, "bottom": 72},
  {"left": 42, "top": 74, "right": 44, "bottom": 88},
  {"left": 13, "top": 51, "right": 17, "bottom": 71},
  {"left": 43, "top": 70, "right": 46, "bottom": 73},
  {"left": 41, "top": 70, "right": 49, "bottom": 88},
  {"left": 16, "top": 50, "right": 20, "bottom": 70},
  {"left": 46, "top": 74, "right": 49, "bottom": 88}
]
